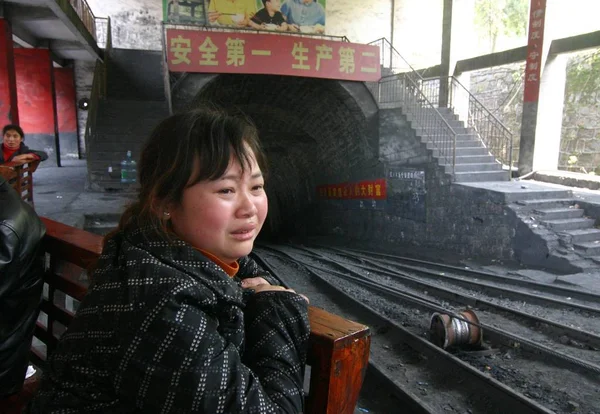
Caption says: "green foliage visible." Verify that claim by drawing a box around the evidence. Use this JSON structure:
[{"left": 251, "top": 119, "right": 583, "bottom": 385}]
[
  {"left": 474, "top": 0, "right": 528, "bottom": 52},
  {"left": 502, "top": 0, "right": 528, "bottom": 37},
  {"left": 565, "top": 49, "right": 600, "bottom": 105}
]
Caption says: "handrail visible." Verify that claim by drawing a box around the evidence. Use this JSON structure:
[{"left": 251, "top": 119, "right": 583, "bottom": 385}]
[
  {"left": 368, "top": 38, "right": 422, "bottom": 80},
  {"left": 378, "top": 74, "right": 457, "bottom": 173},
  {"left": 370, "top": 38, "right": 514, "bottom": 178},
  {"left": 420, "top": 75, "right": 514, "bottom": 174},
  {"left": 425, "top": 75, "right": 512, "bottom": 135},
  {"left": 84, "top": 17, "right": 109, "bottom": 168},
  {"left": 163, "top": 22, "right": 351, "bottom": 42},
  {"left": 0, "top": 160, "right": 40, "bottom": 206},
  {"left": 370, "top": 39, "right": 458, "bottom": 177},
  {"left": 68, "top": 0, "right": 98, "bottom": 41}
]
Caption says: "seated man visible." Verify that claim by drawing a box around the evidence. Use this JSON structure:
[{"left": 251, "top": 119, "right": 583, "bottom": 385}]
[
  {"left": 249, "top": 0, "right": 288, "bottom": 31},
  {"left": 1, "top": 125, "right": 48, "bottom": 164},
  {"left": 0, "top": 176, "right": 46, "bottom": 399},
  {"left": 280, "top": 0, "right": 325, "bottom": 32}
]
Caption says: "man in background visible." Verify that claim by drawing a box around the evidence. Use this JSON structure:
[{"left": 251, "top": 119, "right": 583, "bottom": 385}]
[
  {"left": 0, "top": 176, "right": 46, "bottom": 399},
  {"left": 281, "top": 0, "right": 325, "bottom": 32}
]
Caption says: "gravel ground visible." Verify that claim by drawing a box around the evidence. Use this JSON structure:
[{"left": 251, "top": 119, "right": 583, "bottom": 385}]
[
  {"left": 258, "top": 252, "right": 534, "bottom": 414},
  {"left": 258, "top": 247, "right": 600, "bottom": 414}
]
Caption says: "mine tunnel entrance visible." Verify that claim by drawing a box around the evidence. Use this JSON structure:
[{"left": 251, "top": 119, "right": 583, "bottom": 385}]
[{"left": 172, "top": 73, "right": 380, "bottom": 240}]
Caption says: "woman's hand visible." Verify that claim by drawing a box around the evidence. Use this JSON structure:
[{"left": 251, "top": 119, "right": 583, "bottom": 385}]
[
  {"left": 241, "top": 277, "right": 271, "bottom": 288},
  {"left": 243, "top": 278, "right": 309, "bottom": 303},
  {"left": 12, "top": 154, "right": 37, "bottom": 163}
]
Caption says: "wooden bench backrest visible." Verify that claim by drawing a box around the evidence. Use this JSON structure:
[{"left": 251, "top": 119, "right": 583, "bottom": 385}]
[
  {"left": 0, "top": 160, "right": 39, "bottom": 206},
  {"left": 34, "top": 217, "right": 370, "bottom": 414}
]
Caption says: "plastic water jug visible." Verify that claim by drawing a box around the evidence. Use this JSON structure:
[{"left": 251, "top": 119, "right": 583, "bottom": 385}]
[{"left": 120, "top": 150, "right": 137, "bottom": 184}]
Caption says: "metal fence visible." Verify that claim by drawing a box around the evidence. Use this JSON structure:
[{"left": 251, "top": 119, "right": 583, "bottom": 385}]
[
  {"left": 421, "top": 76, "right": 514, "bottom": 170},
  {"left": 68, "top": 0, "right": 97, "bottom": 40},
  {"left": 368, "top": 38, "right": 458, "bottom": 174},
  {"left": 369, "top": 38, "right": 514, "bottom": 177},
  {"left": 163, "top": 22, "right": 350, "bottom": 42}
]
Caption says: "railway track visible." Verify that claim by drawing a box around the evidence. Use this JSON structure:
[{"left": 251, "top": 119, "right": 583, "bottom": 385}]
[{"left": 252, "top": 244, "right": 600, "bottom": 414}]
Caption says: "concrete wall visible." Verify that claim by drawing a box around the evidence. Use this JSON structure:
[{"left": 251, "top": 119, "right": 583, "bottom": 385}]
[
  {"left": 86, "top": 0, "right": 163, "bottom": 50},
  {"left": 309, "top": 108, "right": 517, "bottom": 260},
  {"left": 74, "top": 60, "right": 94, "bottom": 157},
  {"left": 83, "top": 0, "right": 444, "bottom": 67}
]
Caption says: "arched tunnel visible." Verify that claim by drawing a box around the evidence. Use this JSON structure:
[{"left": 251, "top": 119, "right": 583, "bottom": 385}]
[{"left": 171, "top": 74, "right": 381, "bottom": 240}]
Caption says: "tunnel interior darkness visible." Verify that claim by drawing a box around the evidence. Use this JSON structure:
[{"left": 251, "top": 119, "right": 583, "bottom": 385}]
[{"left": 184, "top": 74, "right": 378, "bottom": 239}]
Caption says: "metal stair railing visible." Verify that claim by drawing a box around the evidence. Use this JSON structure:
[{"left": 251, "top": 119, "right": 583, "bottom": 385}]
[
  {"left": 421, "top": 76, "right": 514, "bottom": 178},
  {"left": 84, "top": 17, "right": 111, "bottom": 164},
  {"left": 368, "top": 38, "right": 458, "bottom": 176}
]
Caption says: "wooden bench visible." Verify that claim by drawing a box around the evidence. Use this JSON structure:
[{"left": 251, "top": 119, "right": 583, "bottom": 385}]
[
  {"left": 1, "top": 218, "right": 370, "bottom": 414},
  {"left": 0, "top": 160, "right": 39, "bottom": 207}
]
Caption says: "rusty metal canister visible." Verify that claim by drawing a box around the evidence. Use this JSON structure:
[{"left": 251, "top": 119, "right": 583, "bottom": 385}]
[{"left": 429, "top": 309, "right": 483, "bottom": 349}]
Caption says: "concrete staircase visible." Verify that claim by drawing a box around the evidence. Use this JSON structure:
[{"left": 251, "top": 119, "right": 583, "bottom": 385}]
[
  {"left": 406, "top": 107, "right": 508, "bottom": 183},
  {"left": 511, "top": 196, "right": 600, "bottom": 271},
  {"left": 87, "top": 49, "right": 170, "bottom": 191}
]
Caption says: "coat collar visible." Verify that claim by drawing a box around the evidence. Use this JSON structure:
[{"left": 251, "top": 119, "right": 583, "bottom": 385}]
[{"left": 117, "top": 224, "right": 245, "bottom": 306}]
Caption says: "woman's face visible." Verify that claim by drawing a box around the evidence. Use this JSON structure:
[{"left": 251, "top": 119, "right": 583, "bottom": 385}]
[
  {"left": 3, "top": 129, "right": 23, "bottom": 150},
  {"left": 169, "top": 151, "right": 268, "bottom": 264}
]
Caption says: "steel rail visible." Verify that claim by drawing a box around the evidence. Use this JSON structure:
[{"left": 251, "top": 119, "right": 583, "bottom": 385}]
[
  {"left": 255, "top": 248, "right": 555, "bottom": 414},
  {"left": 331, "top": 246, "right": 600, "bottom": 303},
  {"left": 306, "top": 246, "right": 600, "bottom": 315},
  {"left": 270, "top": 247, "right": 600, "bottom": 378},
  {"left": 291, "top": 246, "right": 600, "bottom": 349}
]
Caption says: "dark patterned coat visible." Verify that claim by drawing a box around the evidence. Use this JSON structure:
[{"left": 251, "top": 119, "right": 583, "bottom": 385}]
[
  {"left": 30, "top": 225, "right": 309, "bottom": 413},
  {"left": 0, "top": 143, "right": 48, "bottom": 163}
]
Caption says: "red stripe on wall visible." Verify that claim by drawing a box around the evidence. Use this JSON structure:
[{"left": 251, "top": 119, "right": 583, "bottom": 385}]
[
  {"left": 14, "top": 48, "right": 56, "bottom": 134},
  {"left": 54, "top": 67, "right": 77, "bottom": 133}
]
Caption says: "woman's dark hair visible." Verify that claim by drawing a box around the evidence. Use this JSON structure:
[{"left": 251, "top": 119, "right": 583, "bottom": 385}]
[
  {"left": 114, "top": 106, "right": 267, "bottom": 238},
  {"left": 2, "top": 124, "right": 25, "bottom": 139}
]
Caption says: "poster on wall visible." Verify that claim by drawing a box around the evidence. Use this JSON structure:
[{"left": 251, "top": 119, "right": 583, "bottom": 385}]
[
  {"left": 386, "top": 167, "right": 427, "bottom": 222},
  {"left": 205, "top": 0, "right": 326, "bottom": 33},
  {"left": 167, "top": 29, "right": 380, "bottom": 82},
  {"left": 164, "top": 0, "right": 207, "bottom": 24},
  {"left": 317, "top": 179, "right": 387, "bottom": 210}
]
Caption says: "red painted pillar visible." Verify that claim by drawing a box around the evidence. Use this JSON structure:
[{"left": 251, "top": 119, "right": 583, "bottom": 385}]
[
  {"left": 0, "top": 19, "right": 19, "bottom": 126},
  {"left": 14, "top": 48, "right": 61, "bottom": 166}
]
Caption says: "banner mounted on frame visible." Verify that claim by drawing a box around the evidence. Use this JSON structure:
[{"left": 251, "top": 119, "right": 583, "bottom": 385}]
[
  {"left": 164, "top": 0, "right": 327, "bottom": 34},
  {"left": 166, "top": 29, "right": 381, "bottom": 82}
]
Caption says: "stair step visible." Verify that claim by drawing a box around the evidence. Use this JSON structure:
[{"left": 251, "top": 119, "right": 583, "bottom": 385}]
[
  {"left": 445, "top": 155, "right": 496, "bottom": 164},
  {"left": 427, "top": 141, "right": 483, "bottom": 150},
  {"left": 516, "top": 198, "right": 575, "bottom": 207},
  {"left": 541, "top": 218, "right": 596, "bottom": 231},
  {"left": 561, "top": 229, "right": 600, "bottom": 243},
  {"left": 449, "top": 163, "right": 502, "bottom": 173},
  {"left": 453, "top": 171, "right": 509, "bottom": 182},
  {"left": 432, "top": 147, "right": 490, "bottom": 157},
  {"left": 414, "top": 126, "right": 471, "bottom": 135},
  {"left": 534, "top": 208, "right": 584, "bottom": 220},
  {"left": 574, "top": 241, "right": 600, "bottom": 255}
]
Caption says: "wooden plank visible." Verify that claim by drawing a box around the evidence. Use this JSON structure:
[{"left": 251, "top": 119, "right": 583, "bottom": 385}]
[
  {"left": 306, "top": 307, "right": 370, "bottom": 414},
  {"left": 40, "top": 299, "right": 75, "bottom": 327},
  {"left": 41, "top": 218, "right": 103, "bottom": 269}
]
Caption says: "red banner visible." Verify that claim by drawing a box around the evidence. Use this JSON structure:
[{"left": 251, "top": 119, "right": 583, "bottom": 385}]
[
  {"left": 523, "top": 0, "right": 546, "bottom": 103},
  {"left": 166, "top": 29, "right": 381, "bottom": 82},
  {"left": 317, "top": 179, "right": 387, "bottom": 200}
]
